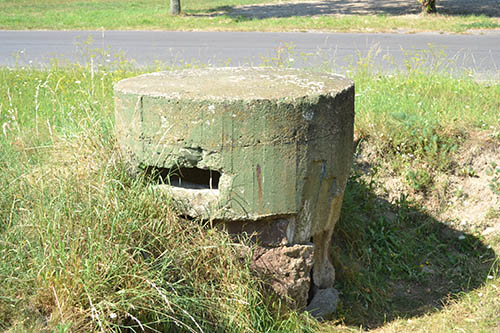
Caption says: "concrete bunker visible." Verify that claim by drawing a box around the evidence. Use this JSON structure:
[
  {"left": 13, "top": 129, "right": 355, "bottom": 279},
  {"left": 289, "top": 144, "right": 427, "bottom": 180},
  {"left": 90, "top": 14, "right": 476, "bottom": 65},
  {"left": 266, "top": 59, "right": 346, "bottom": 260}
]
[{"left": 114, "top": 67, "right": 354, "bottom": 317}]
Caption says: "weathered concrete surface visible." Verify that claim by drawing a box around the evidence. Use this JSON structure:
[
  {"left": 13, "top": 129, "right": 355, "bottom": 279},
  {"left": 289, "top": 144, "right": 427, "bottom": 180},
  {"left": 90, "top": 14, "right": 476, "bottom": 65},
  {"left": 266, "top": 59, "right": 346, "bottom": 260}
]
[{"left": 114, "top": 67, "right": 354, "bottom": 311}]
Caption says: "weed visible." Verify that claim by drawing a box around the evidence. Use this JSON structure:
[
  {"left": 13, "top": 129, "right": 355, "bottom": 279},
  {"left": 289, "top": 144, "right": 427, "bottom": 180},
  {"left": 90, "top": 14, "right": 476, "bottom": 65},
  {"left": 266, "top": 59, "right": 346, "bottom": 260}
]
[
  {"left": 0, "top": 62, "right": 317, "bottom": 332},
  {"left": 485, "top": 207, "right": 500, "bottom": 220},
  {"left": 406, "top": 168, "right": 433, "bottom": 193},
  {"left": 334, "top": 166, "right": 497, "bottom": 328},
  {"left": 454, "top": 185, "right": 468, "bottom": 200},
  {"left": 486, "top": 161, "right": 500, "bottom": 195},
  {"left": 260, "top": 42, "right": 298, "bottom": 68},
  {"left": 459, "top": 166, "right": 477, "bottom": 178}
]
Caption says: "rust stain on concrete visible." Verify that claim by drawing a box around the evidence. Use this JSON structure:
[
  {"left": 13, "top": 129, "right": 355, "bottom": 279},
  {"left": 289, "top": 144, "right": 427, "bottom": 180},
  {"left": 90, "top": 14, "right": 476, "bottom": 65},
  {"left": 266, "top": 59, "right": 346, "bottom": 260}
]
[{"left": 256, "top": 163, "right": 263, "bottom": 206}]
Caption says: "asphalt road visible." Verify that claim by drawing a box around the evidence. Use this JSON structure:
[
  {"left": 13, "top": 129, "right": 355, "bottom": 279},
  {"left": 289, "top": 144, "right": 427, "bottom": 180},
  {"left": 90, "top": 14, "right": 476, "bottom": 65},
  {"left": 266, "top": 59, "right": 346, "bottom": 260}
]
[{"left": 1, "top": 30, "right": 499, "bottom": 77}]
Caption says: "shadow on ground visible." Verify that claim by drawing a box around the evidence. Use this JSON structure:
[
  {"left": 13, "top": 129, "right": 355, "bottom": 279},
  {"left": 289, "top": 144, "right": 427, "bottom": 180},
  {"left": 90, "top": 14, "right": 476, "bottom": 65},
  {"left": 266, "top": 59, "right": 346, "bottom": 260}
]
[
  {"left": 332, "top": 160, "right": 498, "bottom": 328},
  {"left": 191, "top": 0, "right": 500, "bottom": 19}
]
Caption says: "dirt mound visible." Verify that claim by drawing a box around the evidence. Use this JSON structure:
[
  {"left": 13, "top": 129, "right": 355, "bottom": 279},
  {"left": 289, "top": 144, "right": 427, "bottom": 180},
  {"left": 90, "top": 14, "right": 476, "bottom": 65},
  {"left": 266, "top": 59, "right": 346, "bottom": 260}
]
[
  {"left": 440, "top": 132, "right": 500, "bottom": 234},
  {"left": 355, "top": 131, "right": 500, "bottom": 235}
]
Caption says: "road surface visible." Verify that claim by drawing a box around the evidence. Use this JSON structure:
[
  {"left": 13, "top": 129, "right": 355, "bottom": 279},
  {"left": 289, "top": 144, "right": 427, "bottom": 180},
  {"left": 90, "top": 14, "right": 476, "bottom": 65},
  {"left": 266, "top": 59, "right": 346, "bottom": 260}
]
[{"left": 1, "top": 30, "right": 499, "bottom": 77}]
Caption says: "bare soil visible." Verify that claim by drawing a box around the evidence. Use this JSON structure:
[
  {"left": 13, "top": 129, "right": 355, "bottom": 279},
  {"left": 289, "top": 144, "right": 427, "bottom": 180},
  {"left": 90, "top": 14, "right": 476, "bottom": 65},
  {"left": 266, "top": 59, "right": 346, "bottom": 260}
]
[
  {"left": 439, "top": 132, "right": 500, "bottom": 234},
  {"left": 229, "top": 0, "right": 500, "bottom": 19},
  {"left": 348, "top": 132, "right": 500, "bottom": 329},
  {"left": 356, "top": 132, "right": 500, "bottom": 236}
]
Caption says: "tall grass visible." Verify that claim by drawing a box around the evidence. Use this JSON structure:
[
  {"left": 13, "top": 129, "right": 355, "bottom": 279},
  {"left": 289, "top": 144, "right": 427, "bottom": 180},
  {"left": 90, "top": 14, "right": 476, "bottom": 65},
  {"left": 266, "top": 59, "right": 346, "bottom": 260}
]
[
  {"left": 330, "top": 49, "right": 500, "bottom": 328},
  {"left": 350, "top": 49, "right": 500, "bottom": 192},
  {"left": 0, "top": 64, "right": 316, "bottom": 332},
  {"left": 0, "top": 49, "right": 499, "bottom": 331}
]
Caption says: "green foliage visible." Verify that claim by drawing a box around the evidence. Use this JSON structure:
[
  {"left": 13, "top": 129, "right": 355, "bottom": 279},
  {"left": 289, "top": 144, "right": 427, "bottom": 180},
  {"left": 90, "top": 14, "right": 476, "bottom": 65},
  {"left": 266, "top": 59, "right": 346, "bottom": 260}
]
[
  {"left": 0, "top": 63, "right": 317, "bottom": 332},
  {"left": 459, "top": 20, "right": 500, "bottom": 30},
  {"left": 330, "top": 49, "right": 500, "bottom": 325},
  {"left": 333, "top": 170, "right": 497, "bottom": 327},
  {"left": 352, "top": 46, "right": 500, "bottom": 194},
  {"left": 406, "top": 168, "right": 432, "bottom": 193},
  {"left": 486, "top": 161, "right": 500, "bottom": 195},
  {"left": 1, "top": 46, "right": 499, "bottom": 331}
]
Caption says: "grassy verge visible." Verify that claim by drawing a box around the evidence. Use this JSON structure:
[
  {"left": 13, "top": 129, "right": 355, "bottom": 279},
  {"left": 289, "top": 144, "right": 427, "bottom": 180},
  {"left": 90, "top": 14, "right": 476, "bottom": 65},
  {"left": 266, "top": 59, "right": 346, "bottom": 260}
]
[
  {"left": 0, "top": 0, "right": 499, "bottom": 33},
  {"left": 0, "top": 49, "right": 499, "bottom": 331},
  {"left": 327, "top": 52, "right": 500, "bottom": 330},
  {"left": 0, "top": 63, "right": 317, "bottom": 332}
]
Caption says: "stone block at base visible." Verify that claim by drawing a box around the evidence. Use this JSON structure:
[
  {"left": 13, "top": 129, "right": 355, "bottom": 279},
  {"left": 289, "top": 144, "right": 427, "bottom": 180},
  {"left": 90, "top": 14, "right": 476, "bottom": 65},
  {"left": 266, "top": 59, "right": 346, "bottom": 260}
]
[
  {"left": 306, "top": 287, "right": 340, "bottom": 320},
  {"left": 251, "top": 244, "right": 313, "bottom": 309}
]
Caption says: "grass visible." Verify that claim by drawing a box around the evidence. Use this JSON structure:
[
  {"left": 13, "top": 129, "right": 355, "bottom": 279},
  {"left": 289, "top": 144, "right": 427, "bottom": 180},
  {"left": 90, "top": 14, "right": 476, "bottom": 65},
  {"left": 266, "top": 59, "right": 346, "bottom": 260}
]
[
  {"left": 0, "top": 0, "right": 500, "bottom": 33},
  {"left": 352, "top": 51, "right": 500, "bottom": 192},
  {"left": 332, "top": 169, "right": 498, "bottom": 329},
  {"left": 0, "top": 48, "right": 500, "bottom": 332},
  {"left": 328, "top": 50, "right": 500, "bottom": 329},
  {"left": 0, "top": 63, "right": 318, "bottom": 332}
]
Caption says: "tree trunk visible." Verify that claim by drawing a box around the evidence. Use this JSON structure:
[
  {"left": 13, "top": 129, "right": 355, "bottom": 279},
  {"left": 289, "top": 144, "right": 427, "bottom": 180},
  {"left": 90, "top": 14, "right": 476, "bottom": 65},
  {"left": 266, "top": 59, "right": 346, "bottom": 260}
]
[
  {"left": 421, "top": 0, "right": 437, "bottom": 14},
  {"left": 170, "top": 0, "right": 181, "bottom": 15}
]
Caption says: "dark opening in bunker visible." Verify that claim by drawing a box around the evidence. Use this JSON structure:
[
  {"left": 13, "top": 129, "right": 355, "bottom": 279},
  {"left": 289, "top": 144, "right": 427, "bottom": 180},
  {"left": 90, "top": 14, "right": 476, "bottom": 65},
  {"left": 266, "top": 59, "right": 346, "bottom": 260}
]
[{"left": 147, "top": 166, "right": 221, "bottom": 190}]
